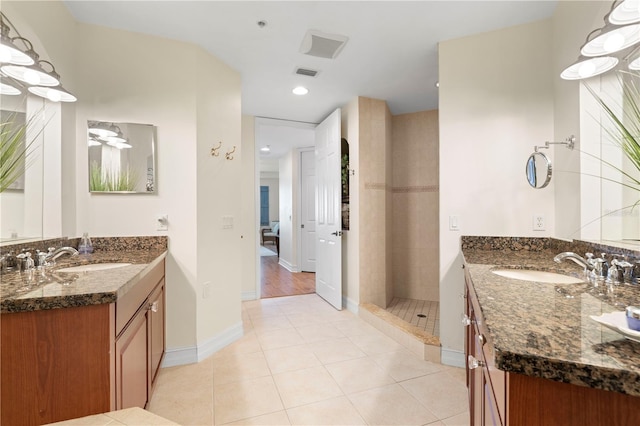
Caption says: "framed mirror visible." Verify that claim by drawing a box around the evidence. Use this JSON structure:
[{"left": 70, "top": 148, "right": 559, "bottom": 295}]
[
  {"left": 526, "top": 152, "right": 552, "bottom": 189},
  {"left": 87, "top": 121, "right": 157, "bottom": 193}
]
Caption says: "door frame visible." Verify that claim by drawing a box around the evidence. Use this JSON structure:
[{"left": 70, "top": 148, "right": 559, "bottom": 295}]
[{"left": 254, "top": 118, "right": 317, "bottom": 299}]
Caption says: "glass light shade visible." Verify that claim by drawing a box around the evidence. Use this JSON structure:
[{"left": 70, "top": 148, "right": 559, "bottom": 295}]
[
  {"left": 28, "top": 85, "right": 77, "bottom": 102},
  {"left": 88, "top": 137, "right": 102, "bottom": 147},
  {"left": 107, "top": 139, "right": 132, "bottom": 149},
  {"left": 0, "top": 40, "right": 34, "bottom": 65},
  {"left": 0, "top": 80, "right": 21, "bottom": 95},
  {"left": 260, "top": 146, "right": 270, "bottom": 152},
  {"left": 580, "top": 23, "right": 640, "bottom": 57},
  {"left": 1, "top": 63, "right": 60, "bottom": 86},
  {"left": 88, "top": 122, "right": 118, "bottom": 138},
  {"left": 609, "top": 0, "right": 640, "bottom": 25},
  {"left": 105, "top": 130, "right": 127, "bottom": 144},
  {"left": 630, "top": 56, "right": 640, "bottom": 70},
  {"left": 560, "top": 56, "right": 619, "bottom": 80}
]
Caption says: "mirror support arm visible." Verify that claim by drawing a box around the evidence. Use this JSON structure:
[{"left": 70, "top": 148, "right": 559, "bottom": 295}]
[{"left": 534, "top": 135, "right": 576, "bottom": 152}]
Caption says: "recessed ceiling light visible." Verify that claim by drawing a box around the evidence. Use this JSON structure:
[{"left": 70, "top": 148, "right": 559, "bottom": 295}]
[
  {"left": 293, "top": 86, "right": 309, "bottom": 95},
  {"left": 260, "top": 145, "right": 271, "bottom": 152}
]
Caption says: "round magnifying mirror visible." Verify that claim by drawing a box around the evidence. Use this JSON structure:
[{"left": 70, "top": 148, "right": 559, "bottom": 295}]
[{"left": 526, "top": 152, "right": 552, "bottom": 189}]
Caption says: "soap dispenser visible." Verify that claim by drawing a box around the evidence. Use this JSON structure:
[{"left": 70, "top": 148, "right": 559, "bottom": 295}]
[{"left": 78, "top": 232, "right": 94, "bottom": 254}]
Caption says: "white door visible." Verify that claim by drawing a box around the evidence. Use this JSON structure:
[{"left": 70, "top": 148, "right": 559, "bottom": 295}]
[
  {"left": 300, "top": 150, "right": 316, "bottom": 272},
  {"left": 315, "top": 109, "right": 342, "bottom": 310}
]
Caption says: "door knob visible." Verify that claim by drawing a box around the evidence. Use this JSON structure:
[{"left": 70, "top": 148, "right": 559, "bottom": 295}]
[{"left": 331, "top": 231, "right": 343, "bottom": 236}]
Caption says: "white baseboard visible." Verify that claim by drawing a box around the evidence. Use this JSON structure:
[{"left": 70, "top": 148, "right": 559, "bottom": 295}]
[
  {"left": 278, "top": 259, "right": 299, "bottom": 273},
  {"left": 162, "top": 346, "right": 198, "bottom": 368},
  {"left": 242, "top": 291, "right": 257, "bottom": 301},
  {"left": 441, "top": 348, "right": 465, "bottom": 368},
  {"left": 161, "top": 321, "right": 244, "bottom": 368},
  {"left": 343, "top": 296, "right": 358, "bottom": 314},
  {"left": 197, "top": 322, "right": 244, "bottom": 362}
]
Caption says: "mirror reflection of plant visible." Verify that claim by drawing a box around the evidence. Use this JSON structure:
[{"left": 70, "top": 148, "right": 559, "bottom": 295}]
[
  {"left": 0, "top": 110, "right": 45, "bottom": 193},
  {"left": 90, "top": 160, "right": 139, "bottom": 192},
  {"left": 585, "top": 70, "right": 640, "bottom": 193}
]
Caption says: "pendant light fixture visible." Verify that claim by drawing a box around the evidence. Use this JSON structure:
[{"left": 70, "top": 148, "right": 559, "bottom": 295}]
[
  {"left": 0, "top": 76, "right": 21, "bottom": 95},
  {"left": 561, "top": 1, "right": 640, "bottom": 80},
  {"left": 88, "top": 122, "right": 118, "bottom": 138},
  {"left": 580, "top": 23, "right": 640, "bottom": 57},
  {"left": 28, "top": 84, "right": 77, "bottom": 102},
  {"left": 561, "top": 56, "right": 619, "bottom": 80},
  {"left": 0, "top": 12, "right": 76, "bottom": 102},
  {"left": 609, "top": 0, "right": 640, "bottom": 25}
]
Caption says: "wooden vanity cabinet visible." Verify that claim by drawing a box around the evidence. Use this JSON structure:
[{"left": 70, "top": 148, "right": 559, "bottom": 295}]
[
  {"left": 464, "top": 266, "right": 640, "bottom": 426},
  {"left": 0, "top": 259, "right": 166, "bottom": 426}
]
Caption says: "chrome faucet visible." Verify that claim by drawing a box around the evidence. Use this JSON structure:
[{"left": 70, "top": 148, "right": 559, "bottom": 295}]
[
  {"left": 553, "top": 252, "right": 594, "bottom": 271},
  {"left": 44, "top": 247, "right": 79, "bottom": 265}
]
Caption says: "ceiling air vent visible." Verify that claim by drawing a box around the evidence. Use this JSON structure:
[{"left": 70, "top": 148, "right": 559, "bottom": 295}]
[
  {"left": 300, "top": 30, "right": 348, "bottom": 59},
  {"left": 295, "top": 67, "right": 319, "bottom": 77}
]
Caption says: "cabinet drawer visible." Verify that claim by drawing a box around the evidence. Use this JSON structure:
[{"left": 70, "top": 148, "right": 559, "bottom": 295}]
[{"left": 115, "top": 259, "right": 165, "bottom": 337}]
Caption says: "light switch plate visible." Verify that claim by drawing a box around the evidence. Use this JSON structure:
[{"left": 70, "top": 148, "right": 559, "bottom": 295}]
[
  {"left": 449, "top": 215, "right": 460, "bottom": 231},
  {"left": 157, "top": 214, "right": 168, "bottom": 231}
]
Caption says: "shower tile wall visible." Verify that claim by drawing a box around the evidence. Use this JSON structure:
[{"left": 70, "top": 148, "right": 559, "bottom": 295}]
[{"left": 392, "top": 110, "right": 439, "bottom": 302}]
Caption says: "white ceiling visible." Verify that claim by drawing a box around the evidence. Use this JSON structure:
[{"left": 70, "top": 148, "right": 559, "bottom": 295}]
[{"left": 63, "top": 1, "right": 558, "bottom": 125}]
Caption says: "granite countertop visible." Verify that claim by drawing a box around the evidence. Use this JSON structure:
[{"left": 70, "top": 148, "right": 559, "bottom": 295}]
[
  {"left": 462, "top": 238, "right": 640, "bottom": 397},
  {"left": 1, "top": 240, "right": 167, "bottom": 314}
]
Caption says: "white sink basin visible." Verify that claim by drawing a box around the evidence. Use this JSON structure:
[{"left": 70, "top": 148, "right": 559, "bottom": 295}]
[
  {"left": 56, "top": 263, "right": 132, "bottom": 272},
  {"left": 491, "top": 269, "right": 583, "bottom": 284}
]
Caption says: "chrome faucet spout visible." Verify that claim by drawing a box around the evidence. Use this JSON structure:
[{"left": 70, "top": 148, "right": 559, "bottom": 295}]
[
  {"left": 553, "top": 252, "right": 593, "bottom": 271},
  {"left": 44, "top": 247, "right": 79, "bottom": 264}
]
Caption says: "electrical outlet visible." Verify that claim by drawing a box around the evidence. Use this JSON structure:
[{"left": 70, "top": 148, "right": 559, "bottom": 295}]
[
  {"left": 157, "top": 214, "right": 168, "bottom": 231},
  {"left": 533, "top": 214, "right": 545, "bottom": 231}
]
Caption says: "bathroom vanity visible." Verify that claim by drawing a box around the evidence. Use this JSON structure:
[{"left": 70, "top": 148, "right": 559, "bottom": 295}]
[
  {"left": 0, "top": 239, "right": 167, "bottom": 426},
  {"left": 462, "top": 237, "right": 640, "bottom": 425}
]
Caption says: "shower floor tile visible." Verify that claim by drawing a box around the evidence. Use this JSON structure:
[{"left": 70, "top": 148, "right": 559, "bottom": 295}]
[{"left": 386, "top": 298, "right": 439, "bottom": 337}]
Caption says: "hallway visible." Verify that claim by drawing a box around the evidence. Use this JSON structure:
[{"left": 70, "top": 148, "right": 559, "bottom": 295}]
[{"left": 260, "top": 249, "right": 315, "bottom": 298}]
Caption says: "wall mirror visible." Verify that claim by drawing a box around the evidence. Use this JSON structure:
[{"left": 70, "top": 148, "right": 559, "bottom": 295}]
[
  {"left": 0, "top": 93, "right": 46, "bottom": 243},
  {"left": 526, "top": 152, "right": 552, "bottom": 189},
  {"left": 88, "top": 121, "right": 157, "bottom": 193}
]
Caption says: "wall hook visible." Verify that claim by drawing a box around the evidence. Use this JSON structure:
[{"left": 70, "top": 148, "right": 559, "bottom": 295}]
[
  {"left": 211, "top": 141, "right": 222, "bottom": 157},
  {"left": 225, "top": 146, "right": 236, "bottom": 160}
]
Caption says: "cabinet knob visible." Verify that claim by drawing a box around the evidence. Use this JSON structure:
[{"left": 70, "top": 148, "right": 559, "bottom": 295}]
[
  {"left": 478, "top": 334, "right": 485, "bottom": 346},
  {"left": 468, "top": 355, "right": 485, "bottom": 370},
  {"left": 461, "top": 314, "right": 475, "bottom": 326},
  {"left": 149, "top": 301, "right": 158, "bottom": 313}
]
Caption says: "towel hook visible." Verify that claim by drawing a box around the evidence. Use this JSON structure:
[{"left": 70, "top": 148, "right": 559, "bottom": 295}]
[
  {"left": 225, "top": 146, "right": 236, "bottom": 160},
  {"left": 210, "top": 141, "right": 222, "bottom": 157}
]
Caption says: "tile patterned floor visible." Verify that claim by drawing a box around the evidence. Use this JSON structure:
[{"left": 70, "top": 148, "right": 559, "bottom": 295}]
[
  {"left": 386, "top": 298, "right": 440, "bottom": 337},
  {"left": 147, "top": 294, "right": 467, "bottom": 425}
]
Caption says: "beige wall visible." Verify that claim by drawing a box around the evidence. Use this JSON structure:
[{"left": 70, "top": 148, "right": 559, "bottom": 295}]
[
  {"left": 7, "top": 1, "right": 247, "bottom": 362},
  {"left": 439, "top": 19, "right": 554, "bottom": 363},
  {"left": 392, "top": 110, "right": 439, "bottom": 301},
  {"left": 358, "top": 97, "right": 393, "bottom": 308}
]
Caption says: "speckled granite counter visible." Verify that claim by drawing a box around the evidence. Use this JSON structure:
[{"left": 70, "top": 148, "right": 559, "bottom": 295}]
[
  {"left": 461, "top": 236, "right": 640, "bottom": 397},
  {"left": 0, "top": 236, "right": 167, "bottom": 313}
]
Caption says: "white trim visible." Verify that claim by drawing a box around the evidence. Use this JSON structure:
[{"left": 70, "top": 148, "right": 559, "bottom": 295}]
[
  {"left": 441, "top": 348, "right": 465, "bottom": 368},
  {"left": 278, "top": 258, "right": 299, "bottom": 272},
  {"left": 242, "top": 291, "right": 257, "bottom": 301},
  {"left": 161, "top": 322, "right": 244, "bottom": 368},
  {"left": 197, "top": 321, "right": 244, "bottom": 362},
  {"left": 161, "top": 346, "right": 198, "bottom": 368},
  {"left": 343, "top": 296, "right": 358, "bottom": 314}
]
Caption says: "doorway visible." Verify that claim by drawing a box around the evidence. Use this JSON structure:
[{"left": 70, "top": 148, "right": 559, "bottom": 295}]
[{"left": 255, "top": 118, "right": 316, "bottom": 299}]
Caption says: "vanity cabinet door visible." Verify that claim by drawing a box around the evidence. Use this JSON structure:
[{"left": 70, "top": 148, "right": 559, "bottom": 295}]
[
  {"left": 149, "top": 280, "right": 165, "bottom": 389},
  {"left": 115, "top": 306, "right": 149, "bottom": 410}
]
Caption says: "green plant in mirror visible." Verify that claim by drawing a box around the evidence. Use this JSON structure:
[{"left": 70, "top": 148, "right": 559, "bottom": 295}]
[
  {"left": 0, "top": 110, "right": 44, "bottom": 193},
  {"left": 90, "top": 160, "right": 139, "bottom": 192},
  {"left": 586, "top": 70, "right": 640, "bottom": 194}
]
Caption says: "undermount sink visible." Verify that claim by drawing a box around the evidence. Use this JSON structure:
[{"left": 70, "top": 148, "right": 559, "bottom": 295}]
[
  {"left": 491, "top": 269, "right": 584, "bottom": 284},
  {"left": 56, "top": 263, "right": 132, "bottom": 273}
]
